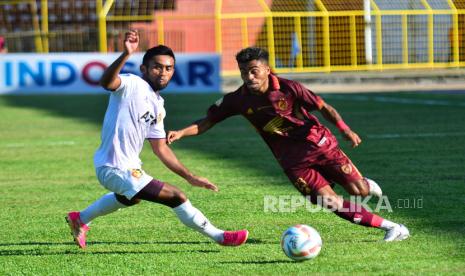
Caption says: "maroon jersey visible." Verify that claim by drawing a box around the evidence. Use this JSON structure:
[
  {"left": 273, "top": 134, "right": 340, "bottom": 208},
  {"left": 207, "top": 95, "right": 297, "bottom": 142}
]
[{"left": 207, "top": 74, "right": 339, "bottom": 170}]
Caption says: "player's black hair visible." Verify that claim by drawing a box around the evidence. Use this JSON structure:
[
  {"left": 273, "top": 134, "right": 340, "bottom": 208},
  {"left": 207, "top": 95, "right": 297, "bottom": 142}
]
[
  {"left": 142, "top": 45, "right": 176, "bottom": 66},
  {"left": 235, "top": 47, "right": 269, "bottom": 64}
]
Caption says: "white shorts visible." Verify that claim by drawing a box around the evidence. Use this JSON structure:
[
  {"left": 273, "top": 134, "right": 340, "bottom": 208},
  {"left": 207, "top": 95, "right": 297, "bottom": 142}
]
[{"left": 96, "top": 166, "right": 153, "bottom": 199}]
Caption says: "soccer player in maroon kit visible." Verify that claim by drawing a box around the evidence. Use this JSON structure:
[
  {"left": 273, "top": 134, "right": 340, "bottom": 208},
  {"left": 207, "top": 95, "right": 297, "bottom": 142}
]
[{"left": 168, "top": 47, "right": 410, "bottom": 242}]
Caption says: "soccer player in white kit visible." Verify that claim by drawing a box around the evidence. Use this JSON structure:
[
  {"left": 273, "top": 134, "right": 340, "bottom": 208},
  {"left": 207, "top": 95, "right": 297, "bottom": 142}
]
[{"left": 66, "top": 30, "right": 248, "bottom": 249}]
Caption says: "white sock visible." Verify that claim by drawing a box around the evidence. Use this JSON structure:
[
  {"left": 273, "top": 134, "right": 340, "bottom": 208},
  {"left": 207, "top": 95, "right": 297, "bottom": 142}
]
[
  {"left": 173, "top": 200, "right": 224, "bottom": 243},
  {"left": 379, "top": 219, "right": 398, "bottom": 231},
  {"left": 79, "top": 193, "right": 127, "bottom": 225},
  {"left": 364, "top": 177, "right": 382, "bottom": 197}
]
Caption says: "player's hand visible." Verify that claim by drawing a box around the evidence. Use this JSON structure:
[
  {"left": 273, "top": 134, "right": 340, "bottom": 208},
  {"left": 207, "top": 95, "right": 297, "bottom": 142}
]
[
  {"left": 186, "top": 175, "right": 219, "bottom": 192},
  {"left": 167, "top": 130, "right": 182, "bottom": 145},
  {"left": 124, "top": 30, "right": 139, "bottom": 55},
  {"left": 342, "top": 129, "right": 362, "bottom": 148}
]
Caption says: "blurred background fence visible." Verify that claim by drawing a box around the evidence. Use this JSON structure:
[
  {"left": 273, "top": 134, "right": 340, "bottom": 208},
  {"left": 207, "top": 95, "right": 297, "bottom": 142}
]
[{"left": 2, "top": 0, "right": 465, "bottom": 75}]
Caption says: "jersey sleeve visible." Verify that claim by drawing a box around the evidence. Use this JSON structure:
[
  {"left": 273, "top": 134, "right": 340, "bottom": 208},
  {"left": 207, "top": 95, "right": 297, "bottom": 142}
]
[
  {"left": 147, "top": 121, "right": 166, "bottom": 139},
  {"left": 206, "top": 93, "right": 240, "bottom": 124},
  {"left": 292, "top": 82, "right": 325, "bottom": 111},
  {"left": 113, "top": 73, "right": 134, "bottom": 97},
  {"left": 146, "top": 107, "right": 167, "bottom": 139}
]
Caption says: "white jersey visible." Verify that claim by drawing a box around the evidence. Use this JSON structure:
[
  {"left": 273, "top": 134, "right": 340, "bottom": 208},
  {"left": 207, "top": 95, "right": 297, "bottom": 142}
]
[{"left": 93, "top": 73, "right": 166, "bottom": 170}]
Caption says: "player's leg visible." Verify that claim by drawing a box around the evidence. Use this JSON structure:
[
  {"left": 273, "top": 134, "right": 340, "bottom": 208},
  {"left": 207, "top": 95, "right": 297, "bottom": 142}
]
[
  {"left": 79, "top": 193, "right": 140, "bottom": 224},
  {"left": 66, "top": 167, "right": 147, "bottom": 248},
  {"left": 318, "top": 149, "right": 408, "bottom": 241},
  {"left": 66, "top": 193, "right": 141, "bottom": 248},
  {"left": 68, "top": 166, "right": 146, "bottom": 226},
  {"left": 339, "top": 177, "right": 382, "bottom": 198},
  {"left": 66, "top": 192, "right": 139, "bottom": 249},
  {"left": 315, "top": 185, "right": 409, "bottom": 241},
  {"left": 286, "top": 166, "right": 409, "bottom": 241},
  {"left": 134, "top": 180, "right": 248, "bottom": 246},
  {"left": 323, "top": 148, "right": 382, "bottom": 198},
  {"left": 322, "top": 150, "right": 409, "bottom": 241}
]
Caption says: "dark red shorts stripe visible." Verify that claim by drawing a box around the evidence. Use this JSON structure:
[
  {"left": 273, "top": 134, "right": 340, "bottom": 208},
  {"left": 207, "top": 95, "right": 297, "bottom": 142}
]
[{"left": 135, "top": 179, "right": 165, "bottom": 200}]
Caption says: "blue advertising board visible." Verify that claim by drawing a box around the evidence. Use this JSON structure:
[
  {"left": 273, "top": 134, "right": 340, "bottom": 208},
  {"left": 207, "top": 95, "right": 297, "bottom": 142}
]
[{"left": 0, "top": 53, "right": 220, "bottom": 94}]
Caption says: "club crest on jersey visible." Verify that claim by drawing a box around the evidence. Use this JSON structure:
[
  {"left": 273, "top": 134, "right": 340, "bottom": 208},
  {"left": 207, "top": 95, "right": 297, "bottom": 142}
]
[
  {"left": 294, "top": 177, "right": 311, "bottom": 194},
  {"left": 341, "top": 164, "right": 352, "bottom": 174},
  {"left": 278, "top": 97, "right": 288, "bottom": 111},
  {"left": 131, "top": 169, "right": 143, "bottom": 179},
  {"left": 156, "top": 113, "right": 163, "bottom": 124}
]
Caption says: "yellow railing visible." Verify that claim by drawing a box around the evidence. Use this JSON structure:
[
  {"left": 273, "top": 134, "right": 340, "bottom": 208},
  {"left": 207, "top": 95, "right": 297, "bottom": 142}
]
[
  {"left": 213, "top": 0, "right": 465, "bottom": 75},
  {"left": 111, "top": 0, "right": 462, "bottom": 76}
]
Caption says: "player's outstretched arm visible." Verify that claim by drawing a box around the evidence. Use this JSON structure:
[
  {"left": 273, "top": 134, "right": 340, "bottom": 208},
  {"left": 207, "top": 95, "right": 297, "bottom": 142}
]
[
  {"left": 99, "top": 30, "right": 139, "bottom": 91},
  {"left": 167, "top": 117, "right": 215, "bottom": 144},
  {"left": 319, "top": 102, "right": 362, "bottom": 148},
  {"left": 148, "top": 138, "right": 218, "bottom": 192}
]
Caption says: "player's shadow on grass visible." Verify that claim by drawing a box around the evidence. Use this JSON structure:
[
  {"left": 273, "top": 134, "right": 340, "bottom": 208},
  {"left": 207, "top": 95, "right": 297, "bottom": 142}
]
[
  {"left": 2, "top": 95, "right": 108, "bottom": 126},
  {"left": 91, "top": 240, "right": 211, "bottom": 246},
  {"left": 0, "top": 248, "right": 220, "bottom": 256},
  {"left": 0, "top": 240, "right": 210, "bottom": 247},
  {"left": 242, "top": 238, "right": 271, "bottom": 244},
  {"left": 0, "top": 240, "right": 219, "bottom": 256},
  {"left": 0, "top": 239, "right": 270, "bottom": 257},
  {"left": 0, "top": 240, "right": 266, "bottom": 249},
  {"left": 220, "top": 260, "right": 293, "bottom": 264}
]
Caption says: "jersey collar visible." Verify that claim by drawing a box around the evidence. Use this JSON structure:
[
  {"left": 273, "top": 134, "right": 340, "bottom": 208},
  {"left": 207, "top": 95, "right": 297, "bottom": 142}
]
[{"left": 269, "top": 74, "right": 280, "bottom": 91}]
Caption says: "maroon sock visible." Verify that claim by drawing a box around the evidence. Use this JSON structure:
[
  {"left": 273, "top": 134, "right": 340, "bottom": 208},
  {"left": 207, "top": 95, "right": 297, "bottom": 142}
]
[{"left": 334, "top": 200, "right": 384, "bottom": 228}]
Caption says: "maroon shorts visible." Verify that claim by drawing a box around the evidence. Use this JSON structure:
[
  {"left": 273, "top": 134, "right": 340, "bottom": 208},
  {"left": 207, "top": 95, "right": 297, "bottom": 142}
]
[
  {"left": 116, "top": 179, "right": 165, "bottom": 206},
  {"left": 284, "top": 147, "right": 363, "bottom": 198}
]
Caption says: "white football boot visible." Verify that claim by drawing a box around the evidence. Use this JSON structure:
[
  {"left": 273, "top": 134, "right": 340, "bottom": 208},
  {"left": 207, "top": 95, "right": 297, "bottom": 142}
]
[
  {"left": 384, "top": 224, "right": 410, "bottom": 242},
  {"left": 365, "top": 178, "right": 383, "bottom": 198}
]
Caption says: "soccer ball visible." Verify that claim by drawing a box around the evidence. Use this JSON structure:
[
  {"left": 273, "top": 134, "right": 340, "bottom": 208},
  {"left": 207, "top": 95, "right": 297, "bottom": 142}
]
[{"left": 281, "top": 224, "right": 322, "bottom": 261}]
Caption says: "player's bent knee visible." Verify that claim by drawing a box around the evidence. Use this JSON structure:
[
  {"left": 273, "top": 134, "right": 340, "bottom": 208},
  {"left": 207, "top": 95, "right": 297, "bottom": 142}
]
[
  {"left": 157, "top": 183, "right": 188, "bottom": 208},
  {"left": 115, "top": 193, "right": 141, "bottom": 206},
  {"left": 171, "top": 190, "right": 187, "bottom": 206},
  {"left": 359, "top": 188, "right": 369, "bottom": 197},
  {"left": 344, "top": 181, "right": 369, "bottom": 197},
  {"left": 354, "top": 180, "right": 369, "bottom": 197}
]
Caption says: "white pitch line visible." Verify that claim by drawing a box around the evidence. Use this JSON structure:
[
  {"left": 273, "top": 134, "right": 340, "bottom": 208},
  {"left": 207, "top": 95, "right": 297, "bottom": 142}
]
[
  {"left": 367, "top": 132, "right": 465, "bottom": 139},
  {"left": 324, "top": 94, "right": 465, "bottom": 107}
]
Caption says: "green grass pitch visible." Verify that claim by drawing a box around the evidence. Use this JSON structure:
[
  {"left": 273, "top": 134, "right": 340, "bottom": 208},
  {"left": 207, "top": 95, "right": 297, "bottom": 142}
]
[{"left": 0, "top": 92, "right": 464, "bottom": 274}]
